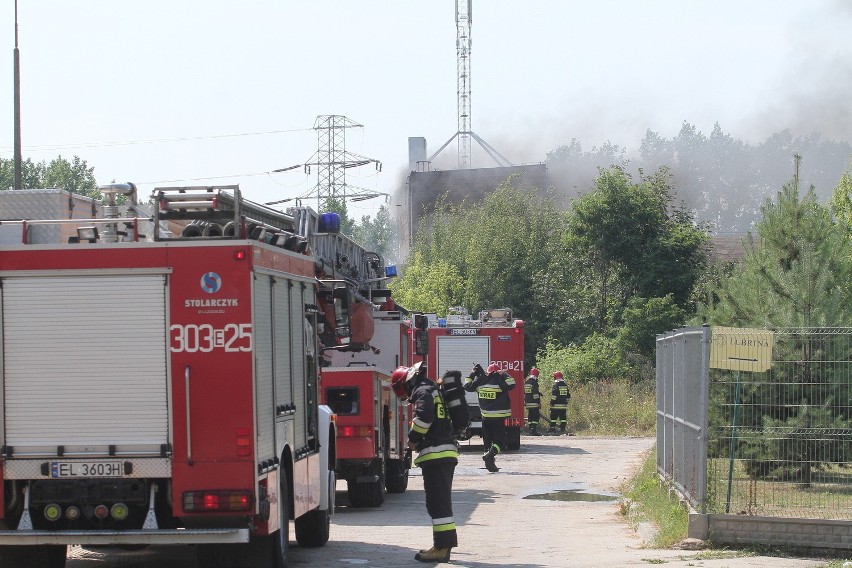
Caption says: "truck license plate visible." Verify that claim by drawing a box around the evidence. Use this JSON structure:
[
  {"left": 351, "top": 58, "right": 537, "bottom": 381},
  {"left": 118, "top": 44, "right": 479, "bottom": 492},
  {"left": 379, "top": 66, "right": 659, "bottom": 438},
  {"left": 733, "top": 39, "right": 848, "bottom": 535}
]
[{"left": 50, "top": 461, "right": 123, "bottom": 478}]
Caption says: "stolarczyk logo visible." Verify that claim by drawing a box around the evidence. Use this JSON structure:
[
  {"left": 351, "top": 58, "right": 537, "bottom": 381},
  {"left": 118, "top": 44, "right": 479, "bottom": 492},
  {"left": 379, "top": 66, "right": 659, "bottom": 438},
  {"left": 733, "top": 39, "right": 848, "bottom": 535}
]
[{"left": 200, "top": 272, "right": 222, "bottom": 294}]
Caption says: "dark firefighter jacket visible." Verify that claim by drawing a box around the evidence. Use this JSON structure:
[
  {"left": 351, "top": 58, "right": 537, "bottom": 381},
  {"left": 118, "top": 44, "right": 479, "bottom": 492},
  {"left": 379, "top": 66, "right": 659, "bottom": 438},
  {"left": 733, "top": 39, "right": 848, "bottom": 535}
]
[
  {"left": 551, "top": 379, "right": 571, "bottom": 409},
  {"left": 524, "top": 376, "right": 542, "bottom": 409},
  {"left": 464, "top": 368, "right": 516, "bottom": 419},
  {"left": 408, "top": 376, "right": 459, "bottom": 467}
]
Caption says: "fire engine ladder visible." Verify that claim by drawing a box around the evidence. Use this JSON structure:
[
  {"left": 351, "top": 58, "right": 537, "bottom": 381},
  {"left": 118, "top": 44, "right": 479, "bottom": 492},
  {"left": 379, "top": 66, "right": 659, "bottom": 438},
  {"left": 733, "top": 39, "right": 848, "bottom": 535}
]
[
  {"left": 153, "top": 185, "right": 388, "bottom": 301},
  {"left": 153, "top": 185, "right": 302, "bottom": 241}
]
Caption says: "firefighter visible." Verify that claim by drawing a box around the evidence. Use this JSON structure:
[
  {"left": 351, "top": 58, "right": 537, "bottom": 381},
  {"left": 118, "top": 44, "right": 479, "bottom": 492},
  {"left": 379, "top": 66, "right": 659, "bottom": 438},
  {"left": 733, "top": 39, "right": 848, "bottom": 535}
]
[
  {"left": 391, "top": 362, "right": 458, "bottom": 563},
  {"left": 549, "top": 371, "right": 571, "bottom": 434},
  {"left": 524, "top": 367, "right": 543, "bottom": 435},
  {"left": 465, "top": 363, "right": 516, "bottom": 472}
]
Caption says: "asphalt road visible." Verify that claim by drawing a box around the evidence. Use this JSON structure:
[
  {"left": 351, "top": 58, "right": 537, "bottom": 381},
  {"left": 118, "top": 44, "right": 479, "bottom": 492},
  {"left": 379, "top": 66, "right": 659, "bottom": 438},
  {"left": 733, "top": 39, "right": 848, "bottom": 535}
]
[{"left": 67, "top": 436, "right": 833, "bottom": 567}]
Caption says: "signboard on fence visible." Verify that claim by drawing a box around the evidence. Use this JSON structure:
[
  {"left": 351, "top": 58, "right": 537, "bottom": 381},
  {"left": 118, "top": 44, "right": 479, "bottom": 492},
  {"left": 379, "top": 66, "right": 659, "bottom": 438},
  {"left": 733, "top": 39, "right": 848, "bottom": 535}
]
[{"left": 710, "top": 326, "right": 775, "bottom": 372}]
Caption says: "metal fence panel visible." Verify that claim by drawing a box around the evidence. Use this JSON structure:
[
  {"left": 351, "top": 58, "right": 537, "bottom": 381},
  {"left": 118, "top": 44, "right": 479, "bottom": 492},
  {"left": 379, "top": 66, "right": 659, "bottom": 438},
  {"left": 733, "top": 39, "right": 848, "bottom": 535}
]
[
  {"left": 656, "top": 326, "right": 710, "bottom": 511},
  {"left": 706, "top": 328, "right": 852, "bottom": 520}
]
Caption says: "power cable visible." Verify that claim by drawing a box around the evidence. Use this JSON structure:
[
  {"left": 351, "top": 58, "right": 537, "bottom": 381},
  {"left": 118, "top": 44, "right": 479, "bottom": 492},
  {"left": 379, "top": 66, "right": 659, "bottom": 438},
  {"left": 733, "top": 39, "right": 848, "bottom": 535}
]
[{"left": 0, "top": 127, "right": 314, "bottom": 153}]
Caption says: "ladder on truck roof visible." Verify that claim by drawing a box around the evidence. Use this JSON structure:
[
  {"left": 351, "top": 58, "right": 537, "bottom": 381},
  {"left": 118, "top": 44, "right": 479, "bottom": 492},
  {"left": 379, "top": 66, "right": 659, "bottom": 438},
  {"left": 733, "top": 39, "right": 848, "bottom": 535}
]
[{"left": 153, "top": 185, "right": 391, "bottom": 297}]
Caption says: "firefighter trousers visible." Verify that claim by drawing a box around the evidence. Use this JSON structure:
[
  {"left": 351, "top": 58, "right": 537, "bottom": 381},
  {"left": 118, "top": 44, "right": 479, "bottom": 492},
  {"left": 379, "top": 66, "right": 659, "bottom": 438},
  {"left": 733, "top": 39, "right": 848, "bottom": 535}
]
[
  {"left": 526, "top": 407, "right": 541, "bottom": 427},
  {"left": 482, "top": 416, "right": 508, "bottom": 453},
  {"left": 422, "top": 460, "right": 458, "bottom": 549},
  {"left": 550, "top": 408, "right": 567, "bottom": 431}
]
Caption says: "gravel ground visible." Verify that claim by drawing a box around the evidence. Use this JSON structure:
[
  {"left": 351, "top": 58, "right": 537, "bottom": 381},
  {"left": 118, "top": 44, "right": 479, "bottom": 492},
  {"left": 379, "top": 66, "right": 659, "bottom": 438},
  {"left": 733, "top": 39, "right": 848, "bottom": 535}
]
[{"left": 67, "top": 435, "right": 837, "bottom": 567}]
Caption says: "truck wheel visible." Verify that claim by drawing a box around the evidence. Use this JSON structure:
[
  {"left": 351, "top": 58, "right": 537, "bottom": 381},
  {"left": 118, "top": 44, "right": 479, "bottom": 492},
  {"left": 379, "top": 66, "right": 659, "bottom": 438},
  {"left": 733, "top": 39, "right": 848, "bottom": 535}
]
[
  {"left": 346, "top": 472, "right": 384, "bottom": 508},
  {"left": 384, "top": 459, "right": 409, "bottom": 493},
  {"left": 506, "top": 426, "right": 522, "bottom": 450},
  {"left": 272, "top": 468, "right": 290, "bottom": 567},
  {"left": 0, "top": 545, "right": 67, "bottom": 568},
  {"left": 295, "top": 468, "right": 331, "bottom": 547},
  {"left": 295, "top": 508, "right": 330, "bottom": 547}
]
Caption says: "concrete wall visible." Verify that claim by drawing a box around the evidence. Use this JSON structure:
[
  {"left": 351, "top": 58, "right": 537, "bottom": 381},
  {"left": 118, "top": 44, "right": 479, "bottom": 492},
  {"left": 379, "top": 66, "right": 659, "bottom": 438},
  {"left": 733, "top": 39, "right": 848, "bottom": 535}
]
[{"left": 690, "top": 513, "right": 852, "bottom": 551}]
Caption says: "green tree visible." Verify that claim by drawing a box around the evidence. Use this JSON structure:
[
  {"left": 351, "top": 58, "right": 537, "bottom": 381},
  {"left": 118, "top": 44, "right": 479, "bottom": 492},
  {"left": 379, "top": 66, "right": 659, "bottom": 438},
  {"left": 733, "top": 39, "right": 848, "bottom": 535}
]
[
  {"left": 0, "top": 155, "right": 98, "bottom": 197},
  {"left": 830, "top": 160, "right": 852, "bottom": 236},
  {"left": 350, "top": 204, "right": 397, "bottom": 263},
  {"left": 390, "top": 182, "right": 564, "bottom": 364},
  {"left": 566, "top": 166, "right": 709, "bottom": 332},
  {"left": 699, "top": 170, "right": 852, "bottom": 485},
  {"left": 616, "top": 295, "right": 686, "bottom": 359},
  {"left": 698, "top": 179, "right": 852, "bottom": 327},
  {"left": 388, "top": 251, "right": 465, "bottom": 314}
]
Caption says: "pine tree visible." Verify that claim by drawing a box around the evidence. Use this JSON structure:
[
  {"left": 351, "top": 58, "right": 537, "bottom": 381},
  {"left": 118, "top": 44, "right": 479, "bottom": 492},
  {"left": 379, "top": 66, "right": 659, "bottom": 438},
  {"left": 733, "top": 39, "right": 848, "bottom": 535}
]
[{"left": 701, "top": 158, "right": 852, "bottom": 485}]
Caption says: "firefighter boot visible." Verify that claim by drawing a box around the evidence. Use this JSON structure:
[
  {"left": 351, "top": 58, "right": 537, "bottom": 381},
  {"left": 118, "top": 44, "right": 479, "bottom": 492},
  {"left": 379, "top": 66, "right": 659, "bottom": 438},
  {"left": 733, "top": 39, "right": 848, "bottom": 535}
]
[
  {"left": 482, "top": 446, "right": 499, "bottom": 472},
  {"left": 415, "top": 547, "right": 452, "bottom": 562},
  {"left": 530, "top": 424, "right": 541, "bottom": 436}
]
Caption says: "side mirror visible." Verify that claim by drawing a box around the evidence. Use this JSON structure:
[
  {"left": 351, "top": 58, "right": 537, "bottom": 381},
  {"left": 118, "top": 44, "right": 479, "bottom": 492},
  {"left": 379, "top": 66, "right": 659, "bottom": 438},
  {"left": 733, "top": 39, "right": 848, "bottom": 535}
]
[
  {"left": 414, "top": 329, "right": 429, "bottom": 356},
  {"left": 414, "top": 314, "right": 429, "bottom": 330},
  {"left": 332, "top": 287, "right": 352, "bottom": 343}
]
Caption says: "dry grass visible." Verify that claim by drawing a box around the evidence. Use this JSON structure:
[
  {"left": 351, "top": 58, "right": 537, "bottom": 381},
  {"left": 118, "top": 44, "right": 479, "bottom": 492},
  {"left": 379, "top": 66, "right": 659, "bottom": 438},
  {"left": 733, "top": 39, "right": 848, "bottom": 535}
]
[{"left": 557, "top": 379, "right": 656, "bottom": 436}]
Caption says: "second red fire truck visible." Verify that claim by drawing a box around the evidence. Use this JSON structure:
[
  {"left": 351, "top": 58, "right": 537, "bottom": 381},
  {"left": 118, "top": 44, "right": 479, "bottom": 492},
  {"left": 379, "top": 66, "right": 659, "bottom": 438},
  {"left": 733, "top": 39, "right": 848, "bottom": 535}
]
[
  {"left": 321, "top": 307, "right": 412, "bottom": 508},
  {"left": 412, "top": 307, "right": 525, "bottom": 450}
]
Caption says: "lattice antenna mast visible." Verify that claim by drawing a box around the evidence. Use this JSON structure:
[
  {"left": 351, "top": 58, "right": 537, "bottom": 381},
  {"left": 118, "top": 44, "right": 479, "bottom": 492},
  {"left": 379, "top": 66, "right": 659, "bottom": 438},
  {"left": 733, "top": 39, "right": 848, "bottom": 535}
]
[
  {"left": 428, "top": 0, "right": 513, "bottom": 169},
  {"left": 457, "top": 0, "right": 472, "bottom": 169}
]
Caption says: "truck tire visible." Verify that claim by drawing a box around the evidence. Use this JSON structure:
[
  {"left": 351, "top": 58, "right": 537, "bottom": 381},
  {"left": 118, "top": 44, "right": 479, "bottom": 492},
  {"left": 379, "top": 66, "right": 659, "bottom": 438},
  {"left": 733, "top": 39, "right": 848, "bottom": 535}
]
[
  {"left": 0, "top": 545, "right": 67, "bottom": 568},
  {"left": 506, "top": 426, "right": 521, "bottom": 450},
  {"left": 346, "top": 472, "right": 384, "bottom": 508},
  {"left": 384, "top": 459, "right": 409, "bottom": 493},
  {"left": 295, "top": 508, "right": 330, "bottom": 547},
  {"left": 295, "top": 467, "right": 332, "bottom": 547}
]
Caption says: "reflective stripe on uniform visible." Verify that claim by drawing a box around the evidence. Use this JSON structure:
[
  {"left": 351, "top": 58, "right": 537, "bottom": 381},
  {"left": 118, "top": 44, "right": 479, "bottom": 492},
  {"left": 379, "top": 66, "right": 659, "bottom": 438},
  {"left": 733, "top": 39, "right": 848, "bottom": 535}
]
[
  {"left": 414, "top": 443, "right": 459, "bottom": 465},
  {"left": 432, "top": 517, "right": 456, "bottom": 532},
  {"left": 480, "top": 409, "right": 511, "bottom": 418},
  {"left": 411, "top": 416, "right": 431, "bottom": 434}
]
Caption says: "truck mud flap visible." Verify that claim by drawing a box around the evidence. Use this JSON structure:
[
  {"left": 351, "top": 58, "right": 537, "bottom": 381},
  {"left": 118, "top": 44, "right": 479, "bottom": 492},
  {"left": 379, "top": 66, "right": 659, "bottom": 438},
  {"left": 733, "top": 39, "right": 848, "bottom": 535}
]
[{"left": 0, "top": 528, "right": 249, "bottom": 546}]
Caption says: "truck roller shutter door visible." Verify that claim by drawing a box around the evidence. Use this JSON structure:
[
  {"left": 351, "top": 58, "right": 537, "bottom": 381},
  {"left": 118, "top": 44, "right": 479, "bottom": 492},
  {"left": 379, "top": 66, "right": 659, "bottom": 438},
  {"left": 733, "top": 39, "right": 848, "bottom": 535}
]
[
  {"left": 436, "top": 336, "right": 490, "bottom": 408},
  {"left": 273, "top": 279, "right": 292, "bottom": 411},
  {"left": 2, "top": 274, "right": 169, "bottom": 456},
  {"left": 290, "top": 281, "right": 307, "bottom": 447},
  {"left": 254, "top": 275, "right": 275, "bottom": 462}
]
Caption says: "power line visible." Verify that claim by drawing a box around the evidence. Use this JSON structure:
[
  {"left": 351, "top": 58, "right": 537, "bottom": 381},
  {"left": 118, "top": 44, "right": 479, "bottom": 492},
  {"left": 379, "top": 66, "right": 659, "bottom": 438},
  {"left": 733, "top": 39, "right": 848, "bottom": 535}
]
[
  {"left": 135, "top": 169, "right": 313, "bottom": 187},
  {"left": 0, "top": 127, "right": 314, "bottom": 153}
]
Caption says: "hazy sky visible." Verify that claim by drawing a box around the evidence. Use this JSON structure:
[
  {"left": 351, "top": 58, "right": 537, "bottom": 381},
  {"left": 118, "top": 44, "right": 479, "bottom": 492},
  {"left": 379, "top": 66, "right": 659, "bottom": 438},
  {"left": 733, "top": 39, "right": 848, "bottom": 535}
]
[{"left": 1, "top": 1, "right": 849, "bottom": 220}]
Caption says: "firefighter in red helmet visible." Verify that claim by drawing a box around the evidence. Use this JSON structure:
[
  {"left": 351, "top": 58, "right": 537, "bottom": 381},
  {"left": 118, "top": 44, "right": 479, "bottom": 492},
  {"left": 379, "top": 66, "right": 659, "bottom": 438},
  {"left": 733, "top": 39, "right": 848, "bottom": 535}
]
[
  {"left": 465, "top": 362, "right": 516, "bottom": 472},
  {"left": 549, "top": 371, "right": 571, "bottom": 434},
  {"left": 391, "top": 363, "right": 459, "bottom": 563},
  {"left": 524, "top": 367, "right": 543, "bottom": 435}
]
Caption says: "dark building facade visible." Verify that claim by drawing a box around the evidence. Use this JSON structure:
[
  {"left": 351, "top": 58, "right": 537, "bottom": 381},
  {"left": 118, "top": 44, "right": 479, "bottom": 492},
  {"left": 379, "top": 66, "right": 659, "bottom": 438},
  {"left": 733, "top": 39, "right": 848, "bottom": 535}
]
[{"left": 401, "top": 163, "right": 548, "bottom": 253}]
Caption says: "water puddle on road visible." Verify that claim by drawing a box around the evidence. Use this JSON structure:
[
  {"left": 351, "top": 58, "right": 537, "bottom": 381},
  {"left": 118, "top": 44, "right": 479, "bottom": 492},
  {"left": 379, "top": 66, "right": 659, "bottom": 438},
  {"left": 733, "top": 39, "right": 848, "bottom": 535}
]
[{"left": 523, "top": 489, "right": 620, "bottom": 502}]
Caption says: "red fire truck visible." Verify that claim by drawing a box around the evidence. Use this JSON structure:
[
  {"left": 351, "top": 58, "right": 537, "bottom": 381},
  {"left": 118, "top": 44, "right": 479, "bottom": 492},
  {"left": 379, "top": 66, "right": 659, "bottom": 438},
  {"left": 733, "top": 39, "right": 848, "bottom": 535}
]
[
  {"left": 0, "top": 184, "right": 393, "bottom": 568},
  {"left": 321, "top": 305, "right": 412, "bottom": 507},
  {"left": 413, "top": 307, "right": 525, "bottom": 450}
]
